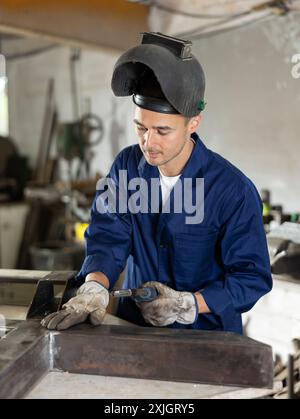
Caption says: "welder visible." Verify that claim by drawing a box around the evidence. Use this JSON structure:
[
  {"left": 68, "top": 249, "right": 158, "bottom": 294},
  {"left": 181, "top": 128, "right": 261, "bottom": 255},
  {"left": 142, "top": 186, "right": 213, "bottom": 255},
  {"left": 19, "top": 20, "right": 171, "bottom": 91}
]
[{"left": 42, "top": 32, "right": 272, "bottom": 333}]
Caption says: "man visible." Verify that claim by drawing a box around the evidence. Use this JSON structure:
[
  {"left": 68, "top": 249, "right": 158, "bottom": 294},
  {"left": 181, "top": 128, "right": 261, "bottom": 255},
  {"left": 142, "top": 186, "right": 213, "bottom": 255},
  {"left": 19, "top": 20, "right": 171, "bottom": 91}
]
[{"left": 42, "top": 32, "right": 272, "bottom": 334}]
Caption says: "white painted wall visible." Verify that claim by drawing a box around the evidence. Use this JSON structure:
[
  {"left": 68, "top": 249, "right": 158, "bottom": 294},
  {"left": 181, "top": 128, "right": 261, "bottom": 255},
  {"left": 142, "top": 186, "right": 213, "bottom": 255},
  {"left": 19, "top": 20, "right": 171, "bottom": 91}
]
[
  {"left": 0, "top": 54, "right": 8, "bottom": 136},
  {"left": 6, "top": 44, "right": 136, "bottom": 176},
  {"left": 4, "top": 12, "right": 300, "bottom": 211},
  {"left": 194, "top": 13, "right": 300, "bottom": 213},
  {"left": 243, "top": 276, "right": 300, "bottom": 362}
]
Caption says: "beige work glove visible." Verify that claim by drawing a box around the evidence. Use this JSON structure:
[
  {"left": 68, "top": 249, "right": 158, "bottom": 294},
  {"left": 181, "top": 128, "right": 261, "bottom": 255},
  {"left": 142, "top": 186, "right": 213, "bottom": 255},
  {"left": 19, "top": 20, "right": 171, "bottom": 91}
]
[
  {"left": 41, "top": 281, "right": 109, "bottom": 330},
  {"left": 137, "top": 281, "right": 198, "bottom": 327}
]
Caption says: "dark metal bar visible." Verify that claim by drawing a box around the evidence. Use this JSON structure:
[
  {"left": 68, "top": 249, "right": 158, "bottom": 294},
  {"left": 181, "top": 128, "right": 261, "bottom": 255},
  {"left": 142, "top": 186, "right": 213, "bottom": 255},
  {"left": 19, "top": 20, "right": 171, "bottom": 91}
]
[
  {"left": 58, "top": 274, "right": 78, "bottom": 309},
  {"left": 0, "top": 320, "right": 274, "bottom": 398},
  {"left": 0, "top": 321, "right": 49, "bottom": 399},
  {"left": 25, "top": 271, "right": 76, "bottom": 319},
  {"left": 288, "top": 354, "right": 295, "bottom": 399},
  {"left": 53, "top": 324, "right": 274, "bottom": 389},
  {"left": 0, "top": 270, "right": 275, "bottom": 397},
  {"left": 26, "top": 279, "right": 55, "bottom": 319}
]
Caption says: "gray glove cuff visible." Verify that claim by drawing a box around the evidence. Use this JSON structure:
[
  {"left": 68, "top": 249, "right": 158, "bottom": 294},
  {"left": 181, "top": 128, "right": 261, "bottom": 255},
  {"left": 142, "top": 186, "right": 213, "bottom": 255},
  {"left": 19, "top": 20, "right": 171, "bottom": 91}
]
[
  {"left": 76, "top": 281, "right": 109, "bottom": 307},
  {"left": 78, "top": 281, "right": 106, "bottom": 294},
  {"left": 177, "top": 292, "right": 198, "bottom": 325}
]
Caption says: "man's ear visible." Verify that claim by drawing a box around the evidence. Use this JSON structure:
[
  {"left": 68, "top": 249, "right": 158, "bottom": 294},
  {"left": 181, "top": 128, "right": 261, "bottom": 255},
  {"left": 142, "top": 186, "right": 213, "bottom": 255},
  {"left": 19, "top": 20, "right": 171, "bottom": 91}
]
[{"left": 188, "top": 114, "right": 202, "bottom": 134}]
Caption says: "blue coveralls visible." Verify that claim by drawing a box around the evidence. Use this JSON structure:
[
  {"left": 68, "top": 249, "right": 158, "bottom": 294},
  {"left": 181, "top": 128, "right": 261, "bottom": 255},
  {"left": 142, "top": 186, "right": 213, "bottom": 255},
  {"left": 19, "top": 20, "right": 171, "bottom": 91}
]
[{"left": 77, "top": 133, "right": 272, "bottom": 334}]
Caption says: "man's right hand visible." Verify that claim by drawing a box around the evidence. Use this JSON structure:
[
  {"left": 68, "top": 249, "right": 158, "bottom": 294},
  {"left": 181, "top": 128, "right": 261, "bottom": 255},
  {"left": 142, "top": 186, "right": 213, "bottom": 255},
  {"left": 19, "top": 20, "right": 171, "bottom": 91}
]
[{"left": 41, "top": 281, "right": 109, "bottom": 330}]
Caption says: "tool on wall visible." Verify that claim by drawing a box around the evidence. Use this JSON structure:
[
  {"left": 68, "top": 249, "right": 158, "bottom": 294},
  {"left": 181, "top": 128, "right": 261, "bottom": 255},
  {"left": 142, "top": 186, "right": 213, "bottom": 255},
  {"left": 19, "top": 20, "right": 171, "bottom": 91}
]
[
  {"left": 53, "top": 48, "right": 104, "bottom": 253},
  {"left": 35, "top": 78, "right": 57, "bottom": 184},
  {"left": 57, "top": 112, "right": 104, "bottom": 179},
  {"left": 57, "top": 48, "right": 104, "bottom": 181}
]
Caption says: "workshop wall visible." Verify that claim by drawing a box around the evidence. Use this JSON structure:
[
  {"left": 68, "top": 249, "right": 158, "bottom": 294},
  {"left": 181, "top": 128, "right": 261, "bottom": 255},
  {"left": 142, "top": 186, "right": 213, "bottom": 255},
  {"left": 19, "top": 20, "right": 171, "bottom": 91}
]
[
  {"left": 195, "top": 13, "right": 300, "bottom": 213},
  {"left": 6, "top": 42, "right": 136, "bottom": 177},
  {"left": 5, "top": 13, "right": 300, "bottom": 211}
]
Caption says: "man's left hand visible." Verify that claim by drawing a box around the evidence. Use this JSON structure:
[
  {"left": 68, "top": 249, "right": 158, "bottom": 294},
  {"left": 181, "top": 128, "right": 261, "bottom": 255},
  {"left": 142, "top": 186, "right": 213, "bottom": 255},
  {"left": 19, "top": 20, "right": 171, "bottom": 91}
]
[{"left": 137, "top": 281, "right": 198, "bottom": 327}]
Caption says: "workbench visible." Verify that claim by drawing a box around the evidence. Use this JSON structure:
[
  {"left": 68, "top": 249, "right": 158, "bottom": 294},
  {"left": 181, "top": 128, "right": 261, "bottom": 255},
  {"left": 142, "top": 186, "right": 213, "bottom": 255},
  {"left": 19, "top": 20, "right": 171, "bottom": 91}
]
[
  {"left": 0, "top": 269, "right": 278, "bottom": 399},
  {"left": 26, "top": 371, "right": 281, "bottom": 399},
  {"left": 0, "top": 318, "right": 279, "bottom": 399}
]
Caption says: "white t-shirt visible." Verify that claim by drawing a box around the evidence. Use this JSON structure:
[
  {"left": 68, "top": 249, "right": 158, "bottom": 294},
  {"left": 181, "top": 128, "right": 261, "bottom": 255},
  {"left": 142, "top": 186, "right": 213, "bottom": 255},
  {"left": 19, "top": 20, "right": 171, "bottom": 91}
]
[
  {"left": 158, "top": 169, "right": 181, "bottom": 207},
  {"left": 158, "top": 137, "right": 195, "bottom": 207}
]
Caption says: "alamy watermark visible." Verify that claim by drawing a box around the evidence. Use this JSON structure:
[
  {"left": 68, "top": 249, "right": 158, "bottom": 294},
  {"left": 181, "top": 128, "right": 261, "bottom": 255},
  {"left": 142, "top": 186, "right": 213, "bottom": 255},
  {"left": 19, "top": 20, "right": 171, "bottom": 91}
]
[
  {"left": 95, "top": 170, "right": 204, "bottom": 225},
  {"left": 292, "top": 54, "right": 300, "bottom": 79}
]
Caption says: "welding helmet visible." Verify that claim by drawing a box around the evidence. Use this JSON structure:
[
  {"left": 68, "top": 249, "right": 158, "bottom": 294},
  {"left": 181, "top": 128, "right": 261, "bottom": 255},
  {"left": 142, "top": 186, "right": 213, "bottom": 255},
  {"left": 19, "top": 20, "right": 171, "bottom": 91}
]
[{"left": 111, "top": 32, "right": 206, "bottom": 117}]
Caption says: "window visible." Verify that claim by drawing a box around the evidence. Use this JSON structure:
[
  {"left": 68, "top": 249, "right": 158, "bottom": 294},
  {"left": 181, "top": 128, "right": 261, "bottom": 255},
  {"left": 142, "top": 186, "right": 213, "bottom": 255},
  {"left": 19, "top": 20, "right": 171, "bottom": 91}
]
[{"left": 0, "top": 54, "right": 8, "bottom": 136}]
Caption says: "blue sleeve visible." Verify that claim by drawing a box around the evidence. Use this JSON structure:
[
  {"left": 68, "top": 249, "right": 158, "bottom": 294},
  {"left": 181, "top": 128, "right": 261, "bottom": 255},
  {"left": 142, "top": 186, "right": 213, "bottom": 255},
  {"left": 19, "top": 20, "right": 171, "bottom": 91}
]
[
  {"left": 201, "top": 181, "right": 272, "bottom": 331},
  {"left": 76, "top": 150, "right": 132, "bottom": 289}
]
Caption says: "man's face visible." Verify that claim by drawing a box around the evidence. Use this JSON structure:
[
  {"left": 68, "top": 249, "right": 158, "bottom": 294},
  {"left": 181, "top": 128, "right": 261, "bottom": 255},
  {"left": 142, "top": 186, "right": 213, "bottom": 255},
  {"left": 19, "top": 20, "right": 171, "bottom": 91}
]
[{"left": 134, "top": 106, "right": 199, "bottom": 167}]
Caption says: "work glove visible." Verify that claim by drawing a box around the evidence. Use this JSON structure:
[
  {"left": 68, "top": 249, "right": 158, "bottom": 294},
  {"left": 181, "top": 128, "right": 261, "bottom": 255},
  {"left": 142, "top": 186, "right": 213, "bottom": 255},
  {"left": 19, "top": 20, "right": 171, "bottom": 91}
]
[
  {"left": 41, "top": 281, "right": 109, "bottom": 330},
  {"left": 137, "top": 281, "right": 198, "bottom": 327}
]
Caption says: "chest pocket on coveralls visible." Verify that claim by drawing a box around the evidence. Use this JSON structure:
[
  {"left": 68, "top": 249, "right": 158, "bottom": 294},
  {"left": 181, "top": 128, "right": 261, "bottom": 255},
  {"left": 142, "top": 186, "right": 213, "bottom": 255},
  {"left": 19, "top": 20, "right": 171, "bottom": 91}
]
[{"left": 174, "top": 227, "right": 219, "bottom": 287}]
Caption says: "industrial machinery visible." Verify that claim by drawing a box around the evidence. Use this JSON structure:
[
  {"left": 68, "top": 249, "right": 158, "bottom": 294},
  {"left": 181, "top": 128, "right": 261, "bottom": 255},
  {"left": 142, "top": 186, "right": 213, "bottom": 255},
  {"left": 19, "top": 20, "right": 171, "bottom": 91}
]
[
  {"left": 57, "top": 113, "right": 104, "bottom": 180},
  {"left": 0, "top": 135, "right": 28, "bottom": 202},
  {"left": 267, "top": 222, "right": 300, "bottom": 279}
]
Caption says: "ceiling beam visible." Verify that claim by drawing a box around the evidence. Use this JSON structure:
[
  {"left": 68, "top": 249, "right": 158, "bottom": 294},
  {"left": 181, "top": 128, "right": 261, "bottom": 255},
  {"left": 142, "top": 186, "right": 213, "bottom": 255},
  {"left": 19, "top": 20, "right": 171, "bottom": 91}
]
[
  {"left": 148, "top": 0, "right": 281, "bottom": 36},
  {"left": 0, "top": 0, "right": 149, "bottom": 51}
]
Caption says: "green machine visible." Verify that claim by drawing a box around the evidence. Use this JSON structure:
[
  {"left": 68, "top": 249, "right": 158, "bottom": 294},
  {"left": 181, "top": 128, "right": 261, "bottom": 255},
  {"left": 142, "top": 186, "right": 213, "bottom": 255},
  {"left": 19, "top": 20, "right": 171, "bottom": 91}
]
[{"left": 57, "top": 113, "right": 104, "bottom": 175}]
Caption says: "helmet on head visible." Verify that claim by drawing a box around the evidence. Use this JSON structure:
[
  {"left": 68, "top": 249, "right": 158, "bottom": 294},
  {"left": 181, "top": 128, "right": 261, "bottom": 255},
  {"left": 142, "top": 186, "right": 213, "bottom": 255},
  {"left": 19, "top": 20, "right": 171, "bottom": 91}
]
[{"left": 111, "top": 32, "right": 206, "bottom": 117}]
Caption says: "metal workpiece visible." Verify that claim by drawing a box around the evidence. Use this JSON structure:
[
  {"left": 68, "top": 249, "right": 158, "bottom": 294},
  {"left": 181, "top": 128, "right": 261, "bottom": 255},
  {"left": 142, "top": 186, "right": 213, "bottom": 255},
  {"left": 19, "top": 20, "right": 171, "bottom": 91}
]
[
  {"left": 27, "top": 271, "right": 78, "bottom": 318},
  {"left": 0, "top": 320, "right": 274, "bottom": 398},
  {"left": 0, "top": 320, "right": 50, "bottom": 399},
  {"left": 52, "top": 324, "right": 274, "bottom": 389},
  {"left": 0, "top": 270, "right": 274, "bottom": 398},
  {"left": 0, "top": 269, "right": 77, "bottom": 319}
]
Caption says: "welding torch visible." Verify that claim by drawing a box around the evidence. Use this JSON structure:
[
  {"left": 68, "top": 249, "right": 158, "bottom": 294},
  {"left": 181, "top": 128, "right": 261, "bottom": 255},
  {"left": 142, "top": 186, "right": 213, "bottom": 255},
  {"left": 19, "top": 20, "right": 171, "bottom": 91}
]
[{"left": 111, "top": 286, "right": 158, "bottom": 303}]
